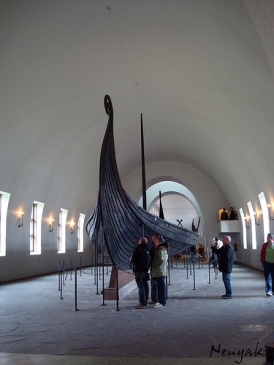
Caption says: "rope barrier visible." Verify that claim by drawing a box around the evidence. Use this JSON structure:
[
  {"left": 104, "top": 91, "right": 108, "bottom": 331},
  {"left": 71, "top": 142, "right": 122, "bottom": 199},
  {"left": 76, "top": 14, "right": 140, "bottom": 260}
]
[{"left": 57, "top": 253, "right": 216, "bottom": 312}]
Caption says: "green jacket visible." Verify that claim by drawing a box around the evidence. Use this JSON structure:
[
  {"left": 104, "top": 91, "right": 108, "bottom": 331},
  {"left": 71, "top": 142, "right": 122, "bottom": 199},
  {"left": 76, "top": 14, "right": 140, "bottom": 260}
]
[{"left": 151, "top": 245, "right": 168, "bottom": 277}]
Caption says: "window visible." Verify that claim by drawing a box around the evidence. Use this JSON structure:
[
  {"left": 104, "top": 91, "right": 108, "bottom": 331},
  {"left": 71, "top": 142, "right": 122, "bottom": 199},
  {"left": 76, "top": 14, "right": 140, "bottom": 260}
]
[
  {"left": 258, "top": 192, "right": 270, "bottom": 241},
  {"left": 239, "top": 208, "right": 247, "bottom": 250},
  {"left": 30, "top": 201, "right": 44, "bottom": 255},
  {"left": 0, "top": 191, "right": 11, "bottom": 257},
  {"left": 247, "top": 201, "right": 257, "bottom": 250},
  {"left": 58, "top": 208, "right": 68, "bottom": 254},
  {"left": 77, "top": 213, "right": 85, "bottom": 252}
]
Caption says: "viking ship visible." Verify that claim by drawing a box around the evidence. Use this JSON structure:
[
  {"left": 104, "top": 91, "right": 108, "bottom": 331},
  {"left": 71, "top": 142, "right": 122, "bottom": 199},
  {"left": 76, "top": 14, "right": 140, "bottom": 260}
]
[{"left": 86, "top": 95, "right": 198, "bottom": 270}]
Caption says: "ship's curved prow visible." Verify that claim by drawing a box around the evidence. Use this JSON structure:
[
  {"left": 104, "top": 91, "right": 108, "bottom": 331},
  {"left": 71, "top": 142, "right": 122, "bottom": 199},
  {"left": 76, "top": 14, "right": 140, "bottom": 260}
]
[{"left": 86, "top": 96, "right": 198, "bottom": 270}]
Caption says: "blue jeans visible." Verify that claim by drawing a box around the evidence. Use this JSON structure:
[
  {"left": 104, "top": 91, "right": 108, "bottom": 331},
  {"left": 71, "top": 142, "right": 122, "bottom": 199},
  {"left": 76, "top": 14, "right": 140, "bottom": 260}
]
[
  {"left": 222, "top": 272, "right": 232, "bottom": 297},
  {"left": 135, "top": 272, "right": 149, "bottom": 306},
  {"left": 263, "top": 262, "right": 274, "bottom": 293},
  {"left": 151, "top": 277, "right": 159, "bottom": 302},
  {"left": 154, "top": 276, "right": 166, "bottom": 306}
]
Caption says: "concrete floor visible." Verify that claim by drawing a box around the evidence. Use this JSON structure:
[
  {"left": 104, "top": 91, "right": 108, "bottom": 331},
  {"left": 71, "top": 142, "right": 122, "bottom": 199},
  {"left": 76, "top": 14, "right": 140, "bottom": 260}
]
[{"left": 0, "top": 260, "right": 273, "bottom": 365}]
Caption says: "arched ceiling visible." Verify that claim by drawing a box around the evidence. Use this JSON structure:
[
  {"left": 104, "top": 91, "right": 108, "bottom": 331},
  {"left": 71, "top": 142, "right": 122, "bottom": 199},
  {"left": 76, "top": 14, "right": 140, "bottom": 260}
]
[{"left": 0, "top": 0, "right": 274, "bottom": 220}]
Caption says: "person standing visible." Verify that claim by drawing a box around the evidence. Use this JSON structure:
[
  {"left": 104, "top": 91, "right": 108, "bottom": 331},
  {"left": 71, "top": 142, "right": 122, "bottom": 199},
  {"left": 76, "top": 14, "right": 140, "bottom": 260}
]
[
  {"left": 211, "top": 238, "right": 218, "bottom": 269},
  {"left": 148, "top": 241, "right": 159, "bottom": 305},
  {"left": 260, "top": 233, "right": 274, "bottom": 296},
  {"left": 212, "top": 235, "right": 234, "bottom": 298},
  {"left": 150, "top": 233, "right": 168, "bottom": 308},
  {"left": 220, "top": 208, "right": 228, "bottom": 220},
  {"left": 228, "top": 207, "right": 236, "bottom": 220},
  {"left": 131, "top": 237, "right": 151, "bottom": 309}
]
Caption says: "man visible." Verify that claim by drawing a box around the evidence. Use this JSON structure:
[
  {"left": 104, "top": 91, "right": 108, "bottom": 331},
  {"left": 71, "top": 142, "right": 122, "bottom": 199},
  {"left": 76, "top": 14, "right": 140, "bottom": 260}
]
[
  {"left": 220, "top": 208, "right": 228, "bottom": 220},
  {"left": 131, "top": 237, "right": 151, "bottom": 309},
  {"left": 148, "top": 241, "right": 159, "bottom": 305},
  {"left": 228, "top": 207, "right": 236, "bottom": 220},
  {"left": 260, "top": 233, "right": 274, "bottom": 296},
  {"left": 212, "top": 235, "right": 234, "bottom": 298},
  {"left": 150, "top": 233, "right": 168, "bottom": 308}
]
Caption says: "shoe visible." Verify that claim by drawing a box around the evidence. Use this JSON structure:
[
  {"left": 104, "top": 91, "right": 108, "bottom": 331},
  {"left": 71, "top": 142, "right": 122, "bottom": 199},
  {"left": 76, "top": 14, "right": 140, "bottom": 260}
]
[
  {"left": 222, "top": 295, "right": 232, "bottom": 299},
  {"left": 135, "top": 305, "right": 147, "bottom": 309},
  {"left": 148, "top": 301, "right": 158, "bottom": 305},
  {"left": 154, "top": 303, "right": 166, "bottom": 308},
  {"left": 266, "top": 292, "right": 272, "bottom": 297},
  {"left": 221, "top": 294, "right": 227, "bottom": 297}
]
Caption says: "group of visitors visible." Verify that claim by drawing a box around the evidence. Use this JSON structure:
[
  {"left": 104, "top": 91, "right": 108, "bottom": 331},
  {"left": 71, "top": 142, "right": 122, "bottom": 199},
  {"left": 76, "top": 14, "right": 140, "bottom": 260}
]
[
  {"left": 131, "top": 233, "right": 168, "bottom": 309},
  {"left": 220, "top": 207, "right": 237, "bottom": 220},
  {"left": 211, "top": 233, "right": 274, "bottom": 299},
  {"left": 131, "top": 230, "right": 274, "bottom": 308}
]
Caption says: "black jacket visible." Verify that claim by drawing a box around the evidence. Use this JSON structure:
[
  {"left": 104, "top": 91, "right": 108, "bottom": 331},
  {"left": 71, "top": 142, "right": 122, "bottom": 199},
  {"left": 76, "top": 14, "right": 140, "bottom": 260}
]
[
  {"left": 212, "top": 243, "right": 234, "bottom": 273},
  {"left": 131, "top": 243, "right": 151, "bottom": 273}
]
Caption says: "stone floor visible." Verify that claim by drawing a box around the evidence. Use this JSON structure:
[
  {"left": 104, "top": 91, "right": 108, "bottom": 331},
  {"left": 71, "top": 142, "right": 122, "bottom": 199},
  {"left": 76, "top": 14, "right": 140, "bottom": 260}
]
[{"left": 0, "top": 260, "right": 273, "bottom": 365}]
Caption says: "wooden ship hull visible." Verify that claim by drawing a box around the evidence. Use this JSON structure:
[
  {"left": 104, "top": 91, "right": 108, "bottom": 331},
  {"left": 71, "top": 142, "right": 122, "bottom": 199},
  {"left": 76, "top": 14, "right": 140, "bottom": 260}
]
[{"left": 86, "top": 95, "right": 198, "bottom": 270}]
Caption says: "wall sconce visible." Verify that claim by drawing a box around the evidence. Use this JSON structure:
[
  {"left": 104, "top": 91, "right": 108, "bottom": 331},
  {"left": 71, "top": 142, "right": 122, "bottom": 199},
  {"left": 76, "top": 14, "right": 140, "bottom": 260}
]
[
  {"left": 49, "top": 218, "right": 54, "bottom": 232},
  {"left": 254, "top": 212, "right": 260, "bottom": 226},
  {"left": 70, "top": 221, "right": 75, "bottom": 234},
  {"left": 268, "top": 204, "right": 274, "bottom": 221},
  {"left": 18, "top": 211, "right": 24, "bottom": 228},
  {"left": 245, "top": 216, "right": 249, "bottom": 229}
]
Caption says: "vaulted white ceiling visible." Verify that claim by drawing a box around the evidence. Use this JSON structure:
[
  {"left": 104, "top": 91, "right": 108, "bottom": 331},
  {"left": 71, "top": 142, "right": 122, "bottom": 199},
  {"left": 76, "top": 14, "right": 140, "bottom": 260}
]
[{"left": 0, "top": 1, "right": 274, "bottom": 232}]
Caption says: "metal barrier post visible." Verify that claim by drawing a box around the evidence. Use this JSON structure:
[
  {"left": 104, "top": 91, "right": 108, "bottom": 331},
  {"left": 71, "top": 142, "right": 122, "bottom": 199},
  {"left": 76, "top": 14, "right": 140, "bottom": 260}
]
[
  {"left": 94, "top": 244, "right": 98, "bottom": 286},
  {"left": 106, "top": 255, "right": 110, "bottom": 275},
  {"left": 58, "top": 261, "right": 61, "bottom": 291},
  {"left": 189, "top": 249, "right": 192, "bottom": 275},
  {"left": 99, "top": 249, "right": 103, "bottom": 280},
  {"left": 60, "top": 265, "right": 64, "bottom": 300},
  {"left": 74, "top": 268, "right": 79, "bottom": 311},
  {"left": 116, "top": 267, "right": 120, "bottom": 311},
  {"left": 62, "top": 260, "right": 65, "bottom": 285},
  {"left": 208, "top": 256, "right": 211, "bottom": 284},
  {"left": 70, "top": 258, "right": 73, "bottom": 280},
  {"left": 95, "top": 246, "right": 100, "bottom": 295},
  {"left": 101, "top": 246, "right": 106, "bottom": 306},
  {"left": 193, "top": 260, "right": 196, "bottom": 290},
  {"left": 168, "top": 256, "right": 171, "bottom": 285},
  {"left": 186, "top": 249, "right": 189, "bottom": 279}
]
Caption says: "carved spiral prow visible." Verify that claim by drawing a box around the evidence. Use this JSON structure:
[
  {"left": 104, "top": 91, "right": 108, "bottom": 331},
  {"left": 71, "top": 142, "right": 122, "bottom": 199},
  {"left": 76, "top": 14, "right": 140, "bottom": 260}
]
[{"left": 104, "top": 95, "right": 113, "bottom": 116}]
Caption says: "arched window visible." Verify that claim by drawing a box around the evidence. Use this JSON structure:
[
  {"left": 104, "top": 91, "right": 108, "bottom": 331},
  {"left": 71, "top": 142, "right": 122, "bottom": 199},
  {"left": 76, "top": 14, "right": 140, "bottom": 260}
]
[
  {"left": 0, "top": 191, "right": 10, "bottom": 256},
  {"left": 30, "top": 201, "right": 44, "bottom": 255},
  {"left": 77, "top": 213, "right": 85, "bottom": 252},
  {"left": 58, "top": 208, "right": 68, "bottom": 254}
]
